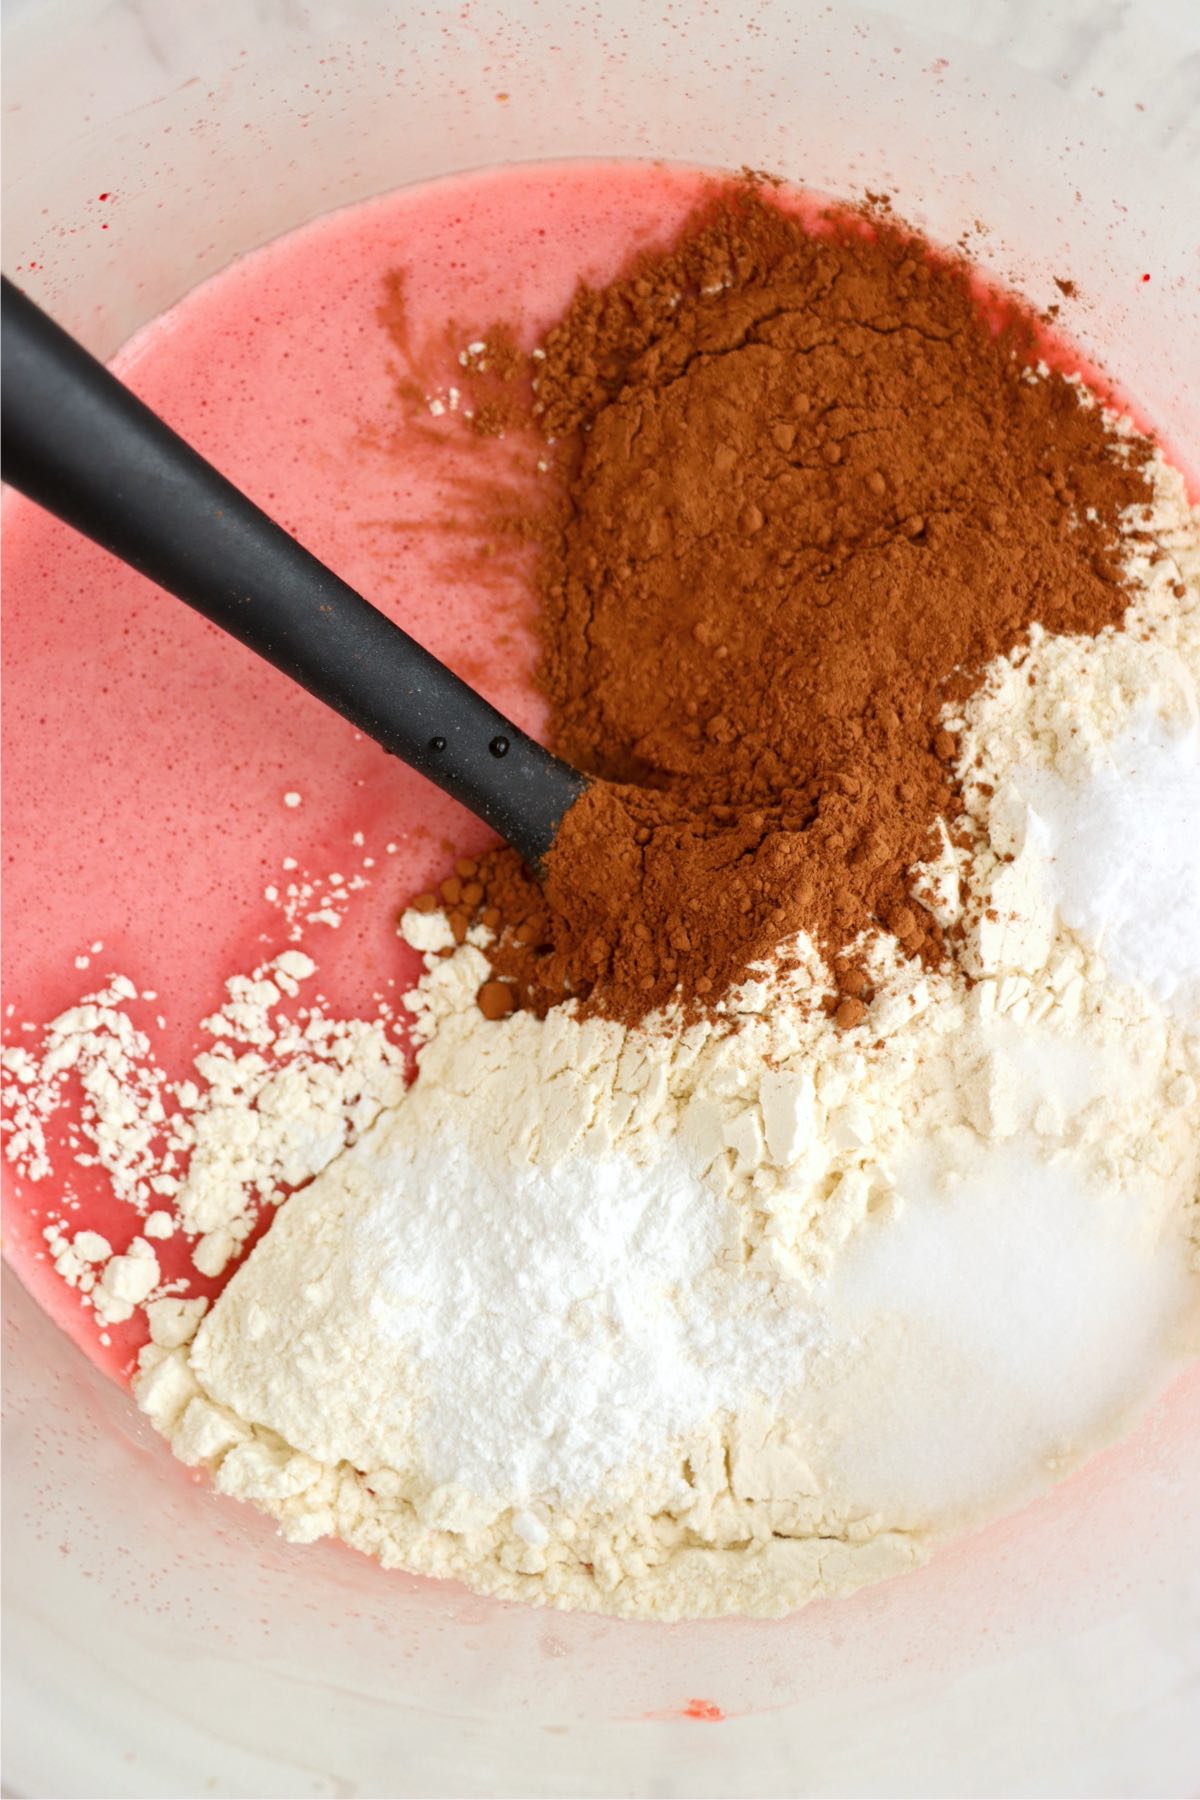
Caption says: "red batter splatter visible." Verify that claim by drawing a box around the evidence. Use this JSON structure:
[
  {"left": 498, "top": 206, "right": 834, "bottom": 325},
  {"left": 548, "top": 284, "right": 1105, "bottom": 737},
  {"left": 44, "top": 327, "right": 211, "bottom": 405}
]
[{"left": 682, "top": 1699, "right": 725, "bottom": 1722}]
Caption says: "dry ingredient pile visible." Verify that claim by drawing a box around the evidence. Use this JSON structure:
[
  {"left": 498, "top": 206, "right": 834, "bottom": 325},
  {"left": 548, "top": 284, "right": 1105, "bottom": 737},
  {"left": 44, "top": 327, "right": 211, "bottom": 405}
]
[
  {"left": 454, "top": 192, "right": 1158, "bottom": 1026},
  {"left": 5, "top": 185, "right": 1200, "bottom": 1621}
]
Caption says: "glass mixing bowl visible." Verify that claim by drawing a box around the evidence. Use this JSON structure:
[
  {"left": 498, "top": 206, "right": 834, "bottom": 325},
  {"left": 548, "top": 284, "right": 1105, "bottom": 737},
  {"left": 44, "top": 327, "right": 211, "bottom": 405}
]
[{"left": 3, "top": 0, "right": 1198, "bottom": 1792}]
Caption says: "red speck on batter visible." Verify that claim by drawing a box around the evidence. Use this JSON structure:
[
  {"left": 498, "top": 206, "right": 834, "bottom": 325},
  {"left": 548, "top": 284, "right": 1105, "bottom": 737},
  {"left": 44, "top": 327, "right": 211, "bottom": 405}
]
[
  {"left": 683, "top": 1698, "right": 724, "bottom": 1722},
  {"left": 1141, "top": 272, "right": 1151, "bottom": 282},
  {"left": 98, "top": 192, "right": 112, "bottom": 201}
]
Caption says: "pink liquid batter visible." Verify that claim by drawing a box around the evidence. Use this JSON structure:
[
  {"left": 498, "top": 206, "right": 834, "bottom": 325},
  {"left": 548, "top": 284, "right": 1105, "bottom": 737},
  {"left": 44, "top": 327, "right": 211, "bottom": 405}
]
[
  {"left": 2, "top": 162, "right": 721, "bottom": 1380},
  {"left": 2, "top": 159, "right": 1183, "bottom": 1385}
]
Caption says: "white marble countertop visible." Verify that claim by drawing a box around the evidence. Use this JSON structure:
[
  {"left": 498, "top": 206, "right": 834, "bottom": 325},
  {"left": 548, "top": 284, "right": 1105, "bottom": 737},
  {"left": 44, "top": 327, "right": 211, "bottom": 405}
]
[{"left": 5, "top": 0, "right": 1199, "bottom": 165}]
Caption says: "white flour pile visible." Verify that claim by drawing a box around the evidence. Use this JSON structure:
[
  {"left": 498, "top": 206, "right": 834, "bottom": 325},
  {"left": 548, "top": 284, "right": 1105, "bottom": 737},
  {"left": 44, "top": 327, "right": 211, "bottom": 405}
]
[{"left": 4, "top": 448, "right": 1199, "bottom": 1621}]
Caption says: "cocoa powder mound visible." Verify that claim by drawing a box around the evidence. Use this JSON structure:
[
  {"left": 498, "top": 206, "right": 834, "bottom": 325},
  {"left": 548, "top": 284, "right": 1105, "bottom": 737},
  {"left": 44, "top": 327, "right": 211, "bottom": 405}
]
[{"left": 417, "top": 185, "right": 1154, "bottom": 1024}]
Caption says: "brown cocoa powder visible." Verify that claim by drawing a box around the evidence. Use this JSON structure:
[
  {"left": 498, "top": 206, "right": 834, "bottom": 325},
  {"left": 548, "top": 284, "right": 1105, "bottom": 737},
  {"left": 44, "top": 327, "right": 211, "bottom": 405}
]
[{"left": 411, "top": 185, "right": 1153, "bottom": 1024}]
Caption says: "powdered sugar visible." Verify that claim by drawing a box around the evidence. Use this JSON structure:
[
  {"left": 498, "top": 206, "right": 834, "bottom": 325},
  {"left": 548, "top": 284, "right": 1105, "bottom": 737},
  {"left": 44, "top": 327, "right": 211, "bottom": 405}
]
[
  {"left": 362, "top": 1143, "right": 748, "bottom": 1502},
  {"left": 195, "top": 1115, "right": 823, "bottom": 1508}
]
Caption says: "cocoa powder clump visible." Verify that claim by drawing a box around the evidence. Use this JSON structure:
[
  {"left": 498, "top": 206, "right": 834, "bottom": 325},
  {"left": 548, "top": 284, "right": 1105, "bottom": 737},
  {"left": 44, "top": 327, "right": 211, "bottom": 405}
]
[{"left": 424, "top": 185, "right": 1153, "bottom": 1023}]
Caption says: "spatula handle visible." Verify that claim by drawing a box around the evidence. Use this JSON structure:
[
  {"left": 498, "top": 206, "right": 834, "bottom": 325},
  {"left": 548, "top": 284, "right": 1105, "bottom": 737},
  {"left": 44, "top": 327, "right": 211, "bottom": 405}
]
[{"left": 1, "top": 277, "right": 584, "bottom": 869}]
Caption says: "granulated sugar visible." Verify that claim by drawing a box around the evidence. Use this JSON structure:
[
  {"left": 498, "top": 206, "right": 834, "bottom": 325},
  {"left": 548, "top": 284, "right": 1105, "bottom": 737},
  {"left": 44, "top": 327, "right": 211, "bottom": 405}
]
[
  {"left": 1021, "top": 717, "right": 1200, "bottom": 1022},
  {"left": 811, "top": 1141, "right": 1193, "bottom": 1524},
  {"left": 955, "top": 446, "right": 1200, "bottom": 1019}
]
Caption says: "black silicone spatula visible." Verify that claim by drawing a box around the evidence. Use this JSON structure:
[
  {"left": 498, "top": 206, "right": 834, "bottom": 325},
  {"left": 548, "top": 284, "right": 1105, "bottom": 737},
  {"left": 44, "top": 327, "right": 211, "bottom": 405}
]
[{"left": 0, "top": 277, "right": 587, "bottom": 870}]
